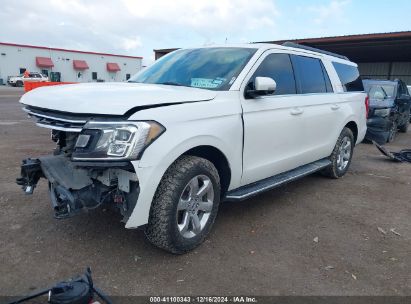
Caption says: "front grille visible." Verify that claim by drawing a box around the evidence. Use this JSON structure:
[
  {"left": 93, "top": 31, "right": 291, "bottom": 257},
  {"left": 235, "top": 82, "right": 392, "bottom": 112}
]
[{"left": 23, "top": 107, "right": 87, "bottom": 132}]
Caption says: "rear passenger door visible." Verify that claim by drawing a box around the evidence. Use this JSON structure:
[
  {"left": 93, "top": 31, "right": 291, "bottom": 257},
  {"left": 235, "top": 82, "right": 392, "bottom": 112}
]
[
  {"left": 240, "top": 51, "right": 340, "bottom": 186},
  {"left": 289, "top": 54, "right": 344, "bottom": 161}
]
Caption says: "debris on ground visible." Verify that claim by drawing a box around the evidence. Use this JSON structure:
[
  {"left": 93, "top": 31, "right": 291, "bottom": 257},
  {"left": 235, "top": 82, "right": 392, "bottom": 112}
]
[
  {"left": 377, "top": 227, "right": 387, "bottom": 235},
  {"left": 390, "top": 228, "right": 401, "bottom": 236},
  {"left": 351, "top": 273, "right": 357, "bottom": 280},
  {"left": 313, "top": 236, "right": 319, "bottom": 243},
  {"left": 373, "top": 141, "right": 411, "bottom": 163},
  {"left": 324, "top": 266, "right": 334, "bottom": 270}
]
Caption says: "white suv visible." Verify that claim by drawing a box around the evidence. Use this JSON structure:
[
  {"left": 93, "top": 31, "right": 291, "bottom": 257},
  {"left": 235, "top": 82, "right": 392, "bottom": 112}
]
[
  {"left": 8, "top": 72, "right": 49, "bottom": 87},
  {"left": 17, "top": 43, "right": 367, "bottom": 254}
]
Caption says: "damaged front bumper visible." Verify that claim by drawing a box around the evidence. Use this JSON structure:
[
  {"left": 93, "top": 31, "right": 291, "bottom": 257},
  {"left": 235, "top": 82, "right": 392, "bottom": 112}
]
[
  {"left": 16, "top": 155, "right": 139, "bottom": 220},
  {"left": 365, "top": 116, "right": 393, "bottom": 144}
]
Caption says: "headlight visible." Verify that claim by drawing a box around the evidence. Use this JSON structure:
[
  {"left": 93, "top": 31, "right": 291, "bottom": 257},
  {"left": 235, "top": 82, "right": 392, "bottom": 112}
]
[
  {"left": 373, "top": 108, "right": 391, "bottom": 117},
  {"left": 72, "top": 121, "right": 165, "bottom": 160}
]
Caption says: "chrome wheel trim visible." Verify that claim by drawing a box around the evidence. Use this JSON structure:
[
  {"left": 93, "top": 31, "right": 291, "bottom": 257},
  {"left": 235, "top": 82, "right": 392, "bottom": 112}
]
[
  {"left": 337, "top": 136, "right": 351, "bottom": 171},
  {"left": 177, "top": 175, "right": 214, "bottom": 239}
]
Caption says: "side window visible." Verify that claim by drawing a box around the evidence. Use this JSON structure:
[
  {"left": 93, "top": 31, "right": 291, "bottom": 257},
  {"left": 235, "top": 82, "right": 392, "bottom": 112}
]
[
  {"left": 332, "top": 62, "right": 364, "bottom": 92},
  {"left": 248, "top": 53, "right": 296, "bottom": 95},
  {"left": 291, "top": 55, "right": 328, "bottom": 94}
]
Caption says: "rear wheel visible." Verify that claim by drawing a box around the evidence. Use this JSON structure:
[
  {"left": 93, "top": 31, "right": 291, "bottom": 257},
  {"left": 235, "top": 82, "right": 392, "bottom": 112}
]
[
  {"left": 322, "top": 127, "right": 354, "bottom": 179},
  {"left": 145, "top": 156, "right": 220, "bottom": 254},
  {"left": 16, "top": 81, "right": 23, "bottom": 87}
]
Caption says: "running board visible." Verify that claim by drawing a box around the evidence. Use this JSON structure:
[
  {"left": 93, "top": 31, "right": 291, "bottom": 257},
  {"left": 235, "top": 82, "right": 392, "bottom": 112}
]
[{"left": 225, "top": 158, "right": 331, "bottom": 201}]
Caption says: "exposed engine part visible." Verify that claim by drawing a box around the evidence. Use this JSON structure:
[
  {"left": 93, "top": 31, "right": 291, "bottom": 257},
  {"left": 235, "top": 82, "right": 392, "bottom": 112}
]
[
  {"left": 49, "top": 181, "right": 111, "bottom": 219},
  {"left": 40, "top": 155, "right": 93, "bottom": 190},
  {"left": 51, "top": 130, "right": 79, "bottom": 156},
  {"left": 16, "top": 154, "right": 139, "bottom": 221},
  {"left": 16, "top": 158, "right": 44, "bottom": 194},
  {"left": 92, "top": 169, "right": 138, "bottom": 193}
]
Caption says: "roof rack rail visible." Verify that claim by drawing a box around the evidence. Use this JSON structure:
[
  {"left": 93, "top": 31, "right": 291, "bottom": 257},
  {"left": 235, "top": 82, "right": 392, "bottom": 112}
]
[{"left": 282, "top": 42, "right": 349, "bottom": 60}]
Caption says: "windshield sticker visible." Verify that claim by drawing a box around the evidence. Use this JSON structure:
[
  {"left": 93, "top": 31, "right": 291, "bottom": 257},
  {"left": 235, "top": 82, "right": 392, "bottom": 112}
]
[{"left": 191, "top": 78, "right": 224, "bottom": 89}]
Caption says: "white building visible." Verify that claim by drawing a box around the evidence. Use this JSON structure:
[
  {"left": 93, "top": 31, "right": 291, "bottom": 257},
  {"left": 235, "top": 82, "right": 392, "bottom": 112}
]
[{"left": 0, "top": 42, "right": 143, "bottom": 84}]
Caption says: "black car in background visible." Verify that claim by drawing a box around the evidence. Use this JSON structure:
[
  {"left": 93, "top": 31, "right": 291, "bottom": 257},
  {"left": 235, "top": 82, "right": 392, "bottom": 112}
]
[{"left": 363, "top": 79, "right": 411, "bottom": 144}]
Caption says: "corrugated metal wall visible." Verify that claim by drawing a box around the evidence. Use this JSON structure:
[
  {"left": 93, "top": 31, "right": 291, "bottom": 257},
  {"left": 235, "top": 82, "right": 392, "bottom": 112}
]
[{"left": 358, "top": 62, "right": 411, "bottom": 84}]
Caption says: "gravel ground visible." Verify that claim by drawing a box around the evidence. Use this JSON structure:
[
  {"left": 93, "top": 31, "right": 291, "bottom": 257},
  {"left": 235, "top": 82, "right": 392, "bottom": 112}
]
[{"left": 0, "top": 87, "right": 410, "bottom": 297}]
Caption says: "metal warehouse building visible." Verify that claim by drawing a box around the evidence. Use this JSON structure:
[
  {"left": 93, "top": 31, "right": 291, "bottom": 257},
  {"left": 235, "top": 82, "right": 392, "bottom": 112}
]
[
  {"left": 0, "top": 42, "right": 143, "bottom": 84},
  {"left": 154, "top": 31, "right": 411, "bottom": 85}
]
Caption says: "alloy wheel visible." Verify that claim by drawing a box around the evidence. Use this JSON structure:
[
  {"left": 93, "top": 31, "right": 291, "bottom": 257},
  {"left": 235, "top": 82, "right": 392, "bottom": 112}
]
[
  {"left": 337, "top": 136, "right": 351, "bottom": 171},
  {"left": 177, "top": 175, "right": 214, "bottom": 239}
]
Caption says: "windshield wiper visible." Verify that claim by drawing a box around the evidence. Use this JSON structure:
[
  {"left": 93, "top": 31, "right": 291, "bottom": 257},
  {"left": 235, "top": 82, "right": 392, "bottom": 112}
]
[{"left": 158, "top": 81, "right": 185, "bottom": 87}]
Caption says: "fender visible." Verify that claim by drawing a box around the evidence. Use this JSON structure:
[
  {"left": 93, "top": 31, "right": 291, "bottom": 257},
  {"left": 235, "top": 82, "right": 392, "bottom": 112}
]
[{"left": 126, "top": 135, "right": 241, "bottom": 228}]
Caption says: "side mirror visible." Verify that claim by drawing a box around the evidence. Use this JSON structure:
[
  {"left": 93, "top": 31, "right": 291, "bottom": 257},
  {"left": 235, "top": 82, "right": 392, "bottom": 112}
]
[
  {"left": 245, "top": 77, "right": 276, "bottom": 98},
  {"left": 255, "top": 77, "right": 276, "bottom": 92}
]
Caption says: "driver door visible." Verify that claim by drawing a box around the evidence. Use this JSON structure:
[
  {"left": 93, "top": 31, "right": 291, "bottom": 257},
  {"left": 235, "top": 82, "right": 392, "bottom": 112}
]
[{"left": 240, "top": 51, "right": 306, "bottom": 185}]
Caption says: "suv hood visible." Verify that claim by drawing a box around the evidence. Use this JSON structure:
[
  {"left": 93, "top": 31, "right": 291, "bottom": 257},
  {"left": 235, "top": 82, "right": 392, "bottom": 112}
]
[{"left": 20, "top": 82, "right": 217, "bottom": 115}]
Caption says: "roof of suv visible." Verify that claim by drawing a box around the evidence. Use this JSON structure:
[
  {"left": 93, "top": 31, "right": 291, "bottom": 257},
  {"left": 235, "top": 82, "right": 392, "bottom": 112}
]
[{"left": 185, "top": 43, "right": 355, "bottom": 65}]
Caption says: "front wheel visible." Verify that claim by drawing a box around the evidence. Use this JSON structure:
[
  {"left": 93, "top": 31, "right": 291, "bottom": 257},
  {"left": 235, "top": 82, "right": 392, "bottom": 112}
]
[
  {"left": 322, "top": 127, "right": 355, "bottom": 179},
  {"left": 145, "top": 156, "right": 220, "bottom": 254}
]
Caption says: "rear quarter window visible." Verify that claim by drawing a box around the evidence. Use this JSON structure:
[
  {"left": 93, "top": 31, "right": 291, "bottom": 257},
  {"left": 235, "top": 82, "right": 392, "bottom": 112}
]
[{"left": 332, "top": 62, "right": 364, "bottom": 92}]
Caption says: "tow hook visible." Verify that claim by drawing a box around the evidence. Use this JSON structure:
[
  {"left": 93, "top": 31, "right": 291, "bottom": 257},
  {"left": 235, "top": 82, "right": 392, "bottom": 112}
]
[{"left": 16, "top": 158, "right": 43, "bottom": 194}]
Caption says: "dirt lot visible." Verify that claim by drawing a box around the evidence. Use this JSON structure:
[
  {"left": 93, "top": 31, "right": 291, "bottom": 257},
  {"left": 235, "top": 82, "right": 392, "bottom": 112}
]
[{"left": 0, "top": 86, "right": 410, "bottom": 297}]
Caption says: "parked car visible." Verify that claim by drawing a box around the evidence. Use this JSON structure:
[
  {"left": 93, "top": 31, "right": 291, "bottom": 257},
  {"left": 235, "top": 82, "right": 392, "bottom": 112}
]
[
  {"left": 8, "top": 72, "right": 49, "bottom": 87},
  {"left": 16, "top": 44, "right": 367, "bottom": 254},
  {"left": 363, "top": 79, "right": 411, "bottom": 144}
]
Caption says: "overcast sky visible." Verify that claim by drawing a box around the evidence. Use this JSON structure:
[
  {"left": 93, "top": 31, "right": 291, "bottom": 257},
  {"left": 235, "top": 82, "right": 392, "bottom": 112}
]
[{"left": 0, "top": 0, "right": 410, "bottom": 65}]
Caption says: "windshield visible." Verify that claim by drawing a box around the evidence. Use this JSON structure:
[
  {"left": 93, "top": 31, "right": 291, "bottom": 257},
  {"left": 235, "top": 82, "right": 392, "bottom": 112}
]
[
  {"left": 129, "top": 47, "right": 257, "bottom": 91},
  {"left": 364, "top": 83, "right": 396, "bottom": 99}
]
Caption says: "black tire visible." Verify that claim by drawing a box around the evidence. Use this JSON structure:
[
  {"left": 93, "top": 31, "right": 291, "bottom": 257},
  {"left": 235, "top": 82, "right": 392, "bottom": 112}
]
[
  {"left": 398, "top": 118, "right": 409, "bottom": 133},
  {"left": 16, "top": 81, "right": 23, "bottom": 87},
  {"left": 145, "top": 155, "right": 221, "bottom": 254},
  {"left": 387, "top": 121, "right": 398, "bottom": 142},
  {"left": 322, "top": 127, "right": 355, "bottom": 179}
]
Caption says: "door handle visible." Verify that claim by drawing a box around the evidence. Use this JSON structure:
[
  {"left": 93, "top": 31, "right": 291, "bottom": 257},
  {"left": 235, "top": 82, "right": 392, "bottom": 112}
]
[
  {"left": 290, "top": 107, "right": 303, "bottom": 115},
  {"left": 331, "top": 104, "right": 340, "bottom": 110}
]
